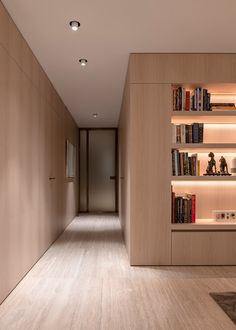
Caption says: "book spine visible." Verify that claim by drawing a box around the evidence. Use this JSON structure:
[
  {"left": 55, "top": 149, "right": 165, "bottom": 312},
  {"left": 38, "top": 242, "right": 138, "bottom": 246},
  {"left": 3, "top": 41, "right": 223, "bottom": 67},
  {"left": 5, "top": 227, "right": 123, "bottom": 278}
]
[
  {"left": 172, "top": 150, "right": 175, "bottom": 176},
  {"left": 192, "top": 123, "right": 199, "bottom": 143},
  {"left": 173, "top": 89, "right": 176, "bottom": 111},
  {"left": 197, "top": 160, "right": 201, "bottom": 176},
  {"left": 184, "top": 198, "right": 188, "bottom": 223},
  {"left": 188, "top": 156, "right": 192, "bottom": 175},
  {"left": 179, "top": 197, "right": 184, "bottom": 223},
  {"left": 184, "top": 152, "right": 189, "bottom": 175},
  {"left": 191, "top": 154, "right": 197, "bottom": 176},
  {"left": 185, "top": 125, "right": 189, "bottom": 143},
  {"left": 173, "top": 149, "right": 179, "bottom": 176},
  {"left": 196, "top": 89, "right": 199, "bottom": 111},
  {"left": 180, "top": 124, "right": 186, "bottom": 143},
  {"left": 186, "top": 91, "right": 190, "bottom": 111},
  {"left": 189, "top": 125, "right": 193, "bottom": 143},
  {"left": 199, "top": 123, "right": 204, "bottom": 143},
  {"left": 171, "top": 190, "right": 176, "bottom": 223},
  {"left": 191, "top": 195, "right": 196, "bottom": 223},
  {"left": 172, "top": 124, "right": 176, "bottom": 143},
  {"left": 203, "top": 89, "right": 207, "bottom": 111},
  {"left": 188, "top": 198, "right": 192, "bottom": 223},
  {"left": 180, "top": 152, "right": 184, "bottom": 176},
  {"left": 207, "top": 93, "right": 211, "bottom": 111},
  {"left": 200, "top": 88, "right": 203, "bottom": 111},
  {"left": 176, "top": 125, "right": 181, "bottom": 143},
  {"left": 182, "top": 88, "right": 186, "bottom": 111},
  {"left": 178, "top": 87, "right": 182, "bottom": 111}
]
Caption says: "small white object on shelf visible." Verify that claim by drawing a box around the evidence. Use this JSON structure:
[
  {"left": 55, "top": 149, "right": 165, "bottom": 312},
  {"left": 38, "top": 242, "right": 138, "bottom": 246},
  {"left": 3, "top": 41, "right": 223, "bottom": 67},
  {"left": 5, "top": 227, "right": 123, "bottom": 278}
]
[
  {"left": 231, "top": 157, "right": 236, "bottom": 176},
  {"left": 212, "top": 210, "right": 236, "bottom": 222}
]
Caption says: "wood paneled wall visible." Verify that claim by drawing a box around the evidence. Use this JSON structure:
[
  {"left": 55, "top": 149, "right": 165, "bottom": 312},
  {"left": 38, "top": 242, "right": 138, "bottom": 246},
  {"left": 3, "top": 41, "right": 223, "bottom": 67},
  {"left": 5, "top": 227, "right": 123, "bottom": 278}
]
[
  {"left": 118, "top": 73, "right": 131, "bottom": 256},
  {"left": 129, "top": 53, "right": 236, "bottom": 84},
  {"left": 0, "top": 2, "right": 78, "bottom": 303}
]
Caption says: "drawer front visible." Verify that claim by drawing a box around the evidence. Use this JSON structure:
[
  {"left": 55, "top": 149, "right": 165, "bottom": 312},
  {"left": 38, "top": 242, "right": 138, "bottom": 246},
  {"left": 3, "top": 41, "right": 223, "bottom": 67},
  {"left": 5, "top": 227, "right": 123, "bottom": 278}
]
[{"left": 172, "top": 231, "right": 236, "bottom": 265}]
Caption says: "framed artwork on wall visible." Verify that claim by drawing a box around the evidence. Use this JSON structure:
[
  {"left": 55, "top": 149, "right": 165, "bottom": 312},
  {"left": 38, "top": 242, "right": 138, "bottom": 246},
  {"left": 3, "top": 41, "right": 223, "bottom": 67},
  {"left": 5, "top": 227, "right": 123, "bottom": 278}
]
[{"left": 66, "top": 140, "right": 76, "bottom": 178}]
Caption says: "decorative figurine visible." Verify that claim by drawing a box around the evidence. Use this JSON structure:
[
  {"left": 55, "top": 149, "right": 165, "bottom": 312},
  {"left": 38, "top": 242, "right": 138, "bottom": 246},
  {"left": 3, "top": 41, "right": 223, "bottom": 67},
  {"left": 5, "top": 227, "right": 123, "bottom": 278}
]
[
  {"left": 219, "top": 156, "right": 231, "bottom": 176},
  {"left": 204, "top": 152, "right": 217, "bottom": 175}
]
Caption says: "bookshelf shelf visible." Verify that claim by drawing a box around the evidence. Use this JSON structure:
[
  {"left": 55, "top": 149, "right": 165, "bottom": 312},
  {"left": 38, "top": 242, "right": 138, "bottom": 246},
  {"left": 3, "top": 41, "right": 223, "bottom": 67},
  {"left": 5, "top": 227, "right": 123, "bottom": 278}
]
[
  {"left": 172, "top": 111, "right": 236, "bottom": 124},
  {"left": 171, "top": 221, "right": 236, "bottom": 231},
  {"left": 171, "top": 176, "right": 236, "bottom": 182},
  {"left": 172, "top": 143, "right": 236, "bottom": 151}
]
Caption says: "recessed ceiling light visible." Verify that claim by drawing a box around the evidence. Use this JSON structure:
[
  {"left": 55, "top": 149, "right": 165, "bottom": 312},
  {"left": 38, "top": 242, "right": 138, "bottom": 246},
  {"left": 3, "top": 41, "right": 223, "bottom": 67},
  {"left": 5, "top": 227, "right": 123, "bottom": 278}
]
[
  {"left": 79, "top": 59, "right": 88, "bottom": 67},
  {"left": 69, "top": 21, "right": 80, "bottom": 31},
  {"left": 93, "top": 113, "right": 98, "bottom": 118}
]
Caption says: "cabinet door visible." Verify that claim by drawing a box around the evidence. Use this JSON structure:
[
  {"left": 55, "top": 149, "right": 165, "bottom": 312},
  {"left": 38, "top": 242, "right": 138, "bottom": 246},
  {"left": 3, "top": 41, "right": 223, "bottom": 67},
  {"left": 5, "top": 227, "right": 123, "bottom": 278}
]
[
  {"left": 172, "top": 231, "right": 236, "bottom": 265},
  {"left": 130, "top": 84, "right": 172, "bottom": 265}
]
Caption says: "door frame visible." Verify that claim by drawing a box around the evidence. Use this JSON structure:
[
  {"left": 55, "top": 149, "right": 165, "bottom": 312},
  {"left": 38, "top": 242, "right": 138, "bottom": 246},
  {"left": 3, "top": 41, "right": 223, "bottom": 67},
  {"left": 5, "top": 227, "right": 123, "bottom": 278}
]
[{"left": 79, "top": 128, "right": 118, "bottom": 213}]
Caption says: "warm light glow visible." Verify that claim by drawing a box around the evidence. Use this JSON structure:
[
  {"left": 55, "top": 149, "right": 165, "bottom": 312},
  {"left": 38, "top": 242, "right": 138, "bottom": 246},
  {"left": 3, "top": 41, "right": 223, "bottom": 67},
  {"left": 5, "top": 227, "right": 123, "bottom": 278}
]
[
  {"left": 171, "top": 181, "right": 236, "bottom": 186},
  {"left": 79, "top": 59, "right": 87, "bottom": 67},
  {"left": 70, "top": 21, "right": 80, "bottom": 31},
  {"left": 204, "top": 124, "right": 236, "bottom": 129}
]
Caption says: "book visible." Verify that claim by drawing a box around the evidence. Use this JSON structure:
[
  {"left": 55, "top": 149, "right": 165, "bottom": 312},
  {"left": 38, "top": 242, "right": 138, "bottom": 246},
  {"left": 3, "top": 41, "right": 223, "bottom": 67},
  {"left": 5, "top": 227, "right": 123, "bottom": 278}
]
[
  {"left": 186, "top": 193, "right": 196, "bottom": 223},
  {"left": 173, "top": 86, "right": 211, "bottom": 111},
  {"left": 172, "top": 150, "right": 198, "bottom": 176},
  {"left": 171, "top": 189, "right": 175, "bottom": 224},
  {"left": 173, "top": 123, "right": 204, "bottom": 144},
  {"left": 186, "top": 91, "right": 190, "bottom": 111},
  {"left": 172, "top": 193, "right": 196, "bottom": 223}
]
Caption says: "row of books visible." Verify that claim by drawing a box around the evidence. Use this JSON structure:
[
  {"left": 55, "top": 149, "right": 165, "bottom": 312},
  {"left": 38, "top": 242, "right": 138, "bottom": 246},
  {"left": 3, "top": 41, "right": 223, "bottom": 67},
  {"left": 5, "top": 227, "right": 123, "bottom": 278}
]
[
  {"left": 172, "top": 123, "right": 204, "bottom": 144},
  {"left": 171, "top": 192, "right": 196, "bottom": 223},
  {"left": 173, "top": 87, "right": 211, "bottom": 111},
  {"left": 172, "top": 150, "right": 200, "bottom": 176}
]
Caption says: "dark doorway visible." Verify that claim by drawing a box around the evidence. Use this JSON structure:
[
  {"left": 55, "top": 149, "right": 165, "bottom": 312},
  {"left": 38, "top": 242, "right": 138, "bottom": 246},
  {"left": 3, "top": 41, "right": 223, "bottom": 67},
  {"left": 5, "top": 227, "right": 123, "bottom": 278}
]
[{"left": 79, "top": 129, "right": 117, "bottom": 213}]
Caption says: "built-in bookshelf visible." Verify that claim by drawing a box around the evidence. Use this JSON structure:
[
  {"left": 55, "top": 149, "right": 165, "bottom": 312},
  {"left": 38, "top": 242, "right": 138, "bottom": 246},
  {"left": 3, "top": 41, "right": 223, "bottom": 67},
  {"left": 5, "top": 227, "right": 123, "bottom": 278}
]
[
  {"left": 120, "top": 54, "right": 236, "bottom": 266},
  {"left": 171, "top": 84, "right": 236, "bottom": 228}
]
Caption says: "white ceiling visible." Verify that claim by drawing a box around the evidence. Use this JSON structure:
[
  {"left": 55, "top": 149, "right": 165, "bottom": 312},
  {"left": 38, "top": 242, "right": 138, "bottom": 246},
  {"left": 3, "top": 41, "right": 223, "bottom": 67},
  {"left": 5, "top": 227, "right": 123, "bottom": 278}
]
[{"left": 2, "top": 0, "right": 236, "bottom": 127}]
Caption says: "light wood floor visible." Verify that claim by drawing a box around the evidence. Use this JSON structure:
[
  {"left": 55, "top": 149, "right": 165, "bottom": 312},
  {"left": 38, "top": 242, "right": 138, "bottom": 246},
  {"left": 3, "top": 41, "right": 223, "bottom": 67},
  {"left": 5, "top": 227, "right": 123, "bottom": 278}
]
[{"left": 0, "top": 215, "right": 236, "bottom": 329}]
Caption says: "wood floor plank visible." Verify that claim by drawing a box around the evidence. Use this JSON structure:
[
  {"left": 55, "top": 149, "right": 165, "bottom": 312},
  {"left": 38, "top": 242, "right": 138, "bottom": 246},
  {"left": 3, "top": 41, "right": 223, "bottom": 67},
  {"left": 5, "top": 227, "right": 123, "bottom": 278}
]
[{"left": 0, "top": 214, "right": 236, "bottom": 329}]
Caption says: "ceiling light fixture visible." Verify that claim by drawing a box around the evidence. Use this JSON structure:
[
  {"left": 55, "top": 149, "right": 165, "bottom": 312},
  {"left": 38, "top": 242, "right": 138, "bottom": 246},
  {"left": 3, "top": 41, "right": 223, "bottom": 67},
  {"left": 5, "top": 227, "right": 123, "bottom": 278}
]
[
  {"left": 93, "top": 113, "right": 98, "bottom": 118},
  {"left": 79, "top": 58, "right": 88, "bottom": 66},
  {"left": 69, "top": 21, "right": 80, "bottom": 31}
]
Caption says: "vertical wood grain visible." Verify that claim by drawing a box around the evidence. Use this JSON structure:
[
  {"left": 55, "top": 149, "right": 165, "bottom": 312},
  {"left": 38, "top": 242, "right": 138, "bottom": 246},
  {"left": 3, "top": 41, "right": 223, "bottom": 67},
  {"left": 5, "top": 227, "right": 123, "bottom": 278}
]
[
  {"left": 129, "top": 84, "right": 172, "bottom": 265},
  {"left": 118, "top": 78, "right": 131, "bottom": 257},
  {"left": 0, "top": 3, "right": 79, "bottom": 304}
]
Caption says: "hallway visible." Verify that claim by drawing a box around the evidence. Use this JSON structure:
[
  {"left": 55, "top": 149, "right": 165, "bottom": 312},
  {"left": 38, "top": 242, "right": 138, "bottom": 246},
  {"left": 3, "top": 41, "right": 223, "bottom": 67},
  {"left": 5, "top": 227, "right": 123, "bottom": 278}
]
[{"left": 0, "top": 215, "right": 236, "bottom": 330}]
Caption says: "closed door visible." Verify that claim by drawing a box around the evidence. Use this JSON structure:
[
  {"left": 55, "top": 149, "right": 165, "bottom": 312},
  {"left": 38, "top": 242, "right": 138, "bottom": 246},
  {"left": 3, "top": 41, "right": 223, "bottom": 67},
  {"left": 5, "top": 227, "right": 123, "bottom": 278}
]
[{"left": 79, "top": 129, "right": 117, "bottom": 212}]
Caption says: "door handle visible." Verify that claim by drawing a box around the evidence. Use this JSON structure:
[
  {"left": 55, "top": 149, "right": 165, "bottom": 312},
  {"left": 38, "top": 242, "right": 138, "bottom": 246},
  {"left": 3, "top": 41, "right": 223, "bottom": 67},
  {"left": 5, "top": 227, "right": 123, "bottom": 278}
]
[
  {"left": 110, "top": 176, "right": 116, "bottom": 180},
  {"left": 49, "top": 177, "right": 56, "bottom": 180}
]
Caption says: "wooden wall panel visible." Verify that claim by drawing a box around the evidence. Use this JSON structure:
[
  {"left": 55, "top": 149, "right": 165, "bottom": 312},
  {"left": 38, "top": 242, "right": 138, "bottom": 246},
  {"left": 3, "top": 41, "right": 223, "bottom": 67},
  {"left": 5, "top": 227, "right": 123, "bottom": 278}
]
[
  {"left": 129, "top": 84, "right": 172, "bottom": 265},
  {"left": 118, "top": 77, "right": 131, "bottom": 257},
  {"left": 0, "top": 2, "right": 79, "bottom": 304},
  {"left": 129, "top": 53, "right": 236, "bottom": 84}
]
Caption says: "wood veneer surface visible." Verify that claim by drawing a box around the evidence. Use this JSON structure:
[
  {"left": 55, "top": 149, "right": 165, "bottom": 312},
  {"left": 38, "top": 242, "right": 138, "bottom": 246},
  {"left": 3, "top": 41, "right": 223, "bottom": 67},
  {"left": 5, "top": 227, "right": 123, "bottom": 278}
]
[
  {"left": 130, "top": 84, "right": 172, "bottom": 265},
  {"left": 0, "top": 2, "right": 78, "bottom": 304},
  {"left": 129, "top": 53, "right": 236, "bottom": 84}
]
